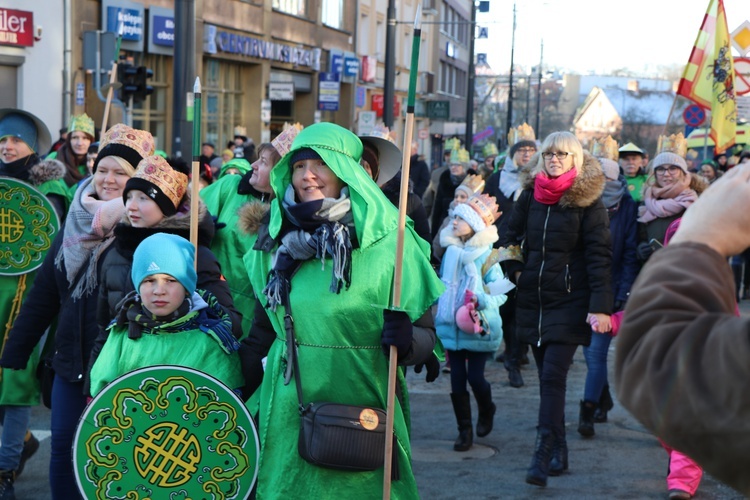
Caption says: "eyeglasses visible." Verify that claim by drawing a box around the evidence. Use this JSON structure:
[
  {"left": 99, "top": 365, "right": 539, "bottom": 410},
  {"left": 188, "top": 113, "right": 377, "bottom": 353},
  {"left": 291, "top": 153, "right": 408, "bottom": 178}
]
[
  {"left": 654, "top": 165, "right": 682, "bottom": 176},
  {"left": 516, "top": 147, "right": 536, "bottom": 155},
  {"left": 542, "top": 152, "right": 571, "bottom": 160}
]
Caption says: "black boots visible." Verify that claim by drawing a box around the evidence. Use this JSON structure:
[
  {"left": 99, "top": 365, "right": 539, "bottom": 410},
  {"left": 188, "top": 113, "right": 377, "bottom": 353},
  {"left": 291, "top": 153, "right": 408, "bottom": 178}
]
[
  {"left": 548, "top": 428, "right": 568, "bottom": 476},
  {"left": 473, "top": 386, "right": 496, "bottom": 437},
  {"left": 0, "top": 470, "right": 15, "bottom": 500},
  {"left": 594, "top": 384, "right": 614, "bottom": 423},
  {"left": 525, "top": 427, "right": 555, "bottom": 486},
  {"left": 578, "top": 400, "right": 596, "bottom": 437},
  {"left": 450, "top": 392, "right": 473, "bottom": 451}
]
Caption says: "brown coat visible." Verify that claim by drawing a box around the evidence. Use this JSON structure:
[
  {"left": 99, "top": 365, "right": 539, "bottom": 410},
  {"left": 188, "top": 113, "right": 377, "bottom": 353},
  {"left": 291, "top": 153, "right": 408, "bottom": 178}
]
[{"left": 615, "top": 242, "right": 748, "bottom": 495}]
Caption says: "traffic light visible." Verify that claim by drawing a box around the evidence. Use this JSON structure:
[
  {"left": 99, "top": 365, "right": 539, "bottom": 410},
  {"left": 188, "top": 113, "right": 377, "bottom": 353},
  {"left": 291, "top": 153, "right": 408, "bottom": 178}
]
[
  {"left": 117, "top": 62, "right": 138, "bottom": 102},
  {"left": 134, "top": 66, "right": 154, "bottom": 102}
]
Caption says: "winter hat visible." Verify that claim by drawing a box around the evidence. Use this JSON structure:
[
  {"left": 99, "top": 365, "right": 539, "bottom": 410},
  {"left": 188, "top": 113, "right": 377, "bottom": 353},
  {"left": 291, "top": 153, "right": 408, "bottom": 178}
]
[
  {"left": 0, "top": 109, "right": 51, "bottom": 153},
  {"left": 510, "top": 140, "right": 537, "bottom": 158},
  {"left": 289, "top": 147, "right": 322, "bottom": 166},
  {"left": 93, "top": 124, "right": 155, "bottom": 174},
  {"left": 68, "top": 113, "right": 95, "bottom": 141},
  {"left": 453, "top": 193, "right": 500, "bottom": 233},
  {"left": 123, "top": 155, "right": 188, "bottom": 216},
  {"left": 131, "top": 233, "right": 197, "bottom": 294},
  {"left": 652, "top": 152, "right": 688, "bottom": 174},
  {"left": 599, "top": 158, "right": 621, "bottom": 181}
]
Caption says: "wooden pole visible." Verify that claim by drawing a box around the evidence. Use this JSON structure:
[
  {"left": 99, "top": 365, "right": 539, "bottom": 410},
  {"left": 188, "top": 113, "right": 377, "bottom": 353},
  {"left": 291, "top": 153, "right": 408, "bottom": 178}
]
[{"left": 190, "top": 77, "right": 202, "bottom": 270}]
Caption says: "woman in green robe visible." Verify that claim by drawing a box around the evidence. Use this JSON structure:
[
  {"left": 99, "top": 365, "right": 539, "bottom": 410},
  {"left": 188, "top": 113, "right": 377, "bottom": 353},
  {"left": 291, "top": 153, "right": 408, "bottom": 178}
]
[{"left": 239, "top": 122, "right": 444, "bottom": 498}]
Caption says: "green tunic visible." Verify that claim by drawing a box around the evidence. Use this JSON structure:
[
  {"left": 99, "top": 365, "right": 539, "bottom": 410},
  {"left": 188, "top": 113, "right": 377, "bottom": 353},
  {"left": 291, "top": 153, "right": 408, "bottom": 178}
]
[
  {"left": 200, "top": 175, "right": 260, "bottom": 336},
  {"left": 244, "top": 123, "right": 444, "bottom": 499}
]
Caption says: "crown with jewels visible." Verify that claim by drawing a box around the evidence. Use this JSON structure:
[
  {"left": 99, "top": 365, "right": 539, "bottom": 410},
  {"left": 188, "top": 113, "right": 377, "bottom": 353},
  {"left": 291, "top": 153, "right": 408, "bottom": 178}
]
[
  {"left": 68, "top": 113, "right": 95, "bottom": 139},
  {"left": 457, "top": 173, "right": 485, "bottom": 195},
  {"left": 507, "top": 123, "right": 536, "bottom": 147},
  {"left": 657, "top": 133, "right": 687, "bottom": 158},
  {"left": 450, "top": 147, "right": 471, "bottom": 165},
  {"left": 591, "top": 136, "right": 619, "bottom": 161},
  {"left": 466, "top": 193, "right": 501, "bottom": 227},
  {"left": 272, "top": 122, "right": 304, "bottom": 157}
]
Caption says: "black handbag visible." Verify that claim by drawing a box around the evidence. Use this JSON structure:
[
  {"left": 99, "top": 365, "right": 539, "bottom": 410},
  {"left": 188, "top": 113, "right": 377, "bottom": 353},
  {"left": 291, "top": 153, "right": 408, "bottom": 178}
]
[{"left": 283, "top": 306, "right": 397, "bottom": 475}]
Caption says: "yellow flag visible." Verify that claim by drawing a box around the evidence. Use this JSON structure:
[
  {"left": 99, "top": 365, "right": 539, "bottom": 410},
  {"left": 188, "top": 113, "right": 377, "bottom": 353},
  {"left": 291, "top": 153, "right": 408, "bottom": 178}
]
[{"left": 677, "top": 0, "right": 737, "bottom": 153}]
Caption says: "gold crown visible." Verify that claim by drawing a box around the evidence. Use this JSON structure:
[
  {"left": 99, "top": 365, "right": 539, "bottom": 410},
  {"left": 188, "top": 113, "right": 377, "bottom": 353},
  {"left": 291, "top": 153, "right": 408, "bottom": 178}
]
[
  {"left": 657, "top": 133, "right": 687, "bottom": 158},
  {"left": 445, "top": 137, "right": 461, "bottom": 151},
  {"left": 134, "top": 155, "right": 188, "bottom": 209},
  {"left": 507, "top": 123, "right": 536, "bottom": 146},
  {"left": 101, "top": 124, "right": 155, "bottom": 159},
  {"left": 467, "top": 193, "right": 501, "bottom": 227},
  {"left": 483, "top": 142, "right": 499, "bottom": 157},
  {"left": 457, "top": 174, "right": 485, "bottom": 195},
  {"left": 591, "top": 136, "right": 619, "bottom": 161},
  {"left": 450, "top": 147, "right": 470, "bottom": 164},
  {"left": 272, "top": 122, "right": 304, "bottom": 157},
  {"left": 68, "top": 113, "right": 95, "bottom": 138}
]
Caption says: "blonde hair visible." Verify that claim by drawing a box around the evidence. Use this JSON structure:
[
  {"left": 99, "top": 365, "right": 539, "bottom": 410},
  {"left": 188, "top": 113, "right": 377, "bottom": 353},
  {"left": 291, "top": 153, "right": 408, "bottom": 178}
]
[
  {"left": 99, "top": 155, "right": 136, "bottom": 177},
  {"left": 537, "top": 131, "right": 583, "bottom": 172}
]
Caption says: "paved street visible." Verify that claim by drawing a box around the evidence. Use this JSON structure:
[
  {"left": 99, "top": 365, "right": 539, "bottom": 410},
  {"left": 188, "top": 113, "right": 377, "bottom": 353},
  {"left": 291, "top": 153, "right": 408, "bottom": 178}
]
[{"left": 14, "top": 327, "right": 749, "bottom": 499}]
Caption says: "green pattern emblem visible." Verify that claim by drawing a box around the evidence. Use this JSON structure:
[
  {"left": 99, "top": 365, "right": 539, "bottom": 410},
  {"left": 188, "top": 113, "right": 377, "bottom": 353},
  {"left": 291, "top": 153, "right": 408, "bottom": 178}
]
[
  {"left": 0, "top": 177, "right": 60, "bottom": 275},
  {"left": 74, "top": 366, "right": 259, "bottom": 499}
]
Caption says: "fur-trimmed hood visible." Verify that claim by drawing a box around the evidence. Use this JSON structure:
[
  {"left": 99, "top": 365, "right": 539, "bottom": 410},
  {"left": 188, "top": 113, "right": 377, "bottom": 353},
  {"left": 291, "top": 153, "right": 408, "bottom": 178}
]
[
  {"left": 237, "top": 199, "right": 271, "bottom": 236},
  {"left": 439, "top": 222, "right": 498, "bottom": 249},
  {"left": 29, "top": 158, "right": 66, "bottom": 186},
  {"left": 519, "top": 151, "right": 605, "bottom": 208}
]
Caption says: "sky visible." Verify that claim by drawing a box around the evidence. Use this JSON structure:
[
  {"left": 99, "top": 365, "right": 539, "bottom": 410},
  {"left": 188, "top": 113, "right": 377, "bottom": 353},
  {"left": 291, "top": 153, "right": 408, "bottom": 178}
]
[{"left": 474, "top": 0, "right": 748, "bottom": 76}]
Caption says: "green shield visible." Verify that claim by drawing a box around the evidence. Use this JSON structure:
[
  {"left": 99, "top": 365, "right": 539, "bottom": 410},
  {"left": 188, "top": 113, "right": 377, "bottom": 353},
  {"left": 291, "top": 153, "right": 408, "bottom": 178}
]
[
  {"left": 74, "top": 365, "right": 259, "bottom": 499},
  {"left": 0, "top": 177, "right": 60, "bottom": 276}
]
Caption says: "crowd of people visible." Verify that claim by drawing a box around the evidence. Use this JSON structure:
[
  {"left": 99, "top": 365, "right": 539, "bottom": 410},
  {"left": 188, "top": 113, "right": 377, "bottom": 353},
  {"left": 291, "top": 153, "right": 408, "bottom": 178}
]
[{"left": 1, "top": 105, "right": 750, "bottom": 499}]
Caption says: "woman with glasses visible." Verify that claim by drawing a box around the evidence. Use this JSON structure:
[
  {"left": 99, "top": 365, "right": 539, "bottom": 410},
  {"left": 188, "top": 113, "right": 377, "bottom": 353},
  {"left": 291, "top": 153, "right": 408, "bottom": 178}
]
[
  {"left": 636, "top": 150, "right": 706, "bottom": 263},
  {"left": 499, "top": 131, "right": 612, "bottom": 487}
]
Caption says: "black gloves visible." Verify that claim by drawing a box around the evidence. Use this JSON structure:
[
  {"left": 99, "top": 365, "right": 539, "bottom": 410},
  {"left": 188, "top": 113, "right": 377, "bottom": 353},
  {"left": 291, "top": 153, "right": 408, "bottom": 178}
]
[
  {"left": 381, "top": 310, "right": 413, "bottom": 358},
  {"left": 636, "top": 241, "right": 654, "bottom": 262},
  {"left": 414, "top": 353, "right": 440, "bottom": 382},
  {"left": 212, "top": 215, "right": 227, "bottom": 231}
]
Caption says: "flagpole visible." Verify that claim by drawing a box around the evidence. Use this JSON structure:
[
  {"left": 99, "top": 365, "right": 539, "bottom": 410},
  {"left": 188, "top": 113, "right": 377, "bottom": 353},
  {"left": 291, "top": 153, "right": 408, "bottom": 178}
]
[
  {"left": 190, "top": 77, "right": 202, "bottom": 268},
  {"left": 384, "top": 5, "right": 421, "bottom": 498}
]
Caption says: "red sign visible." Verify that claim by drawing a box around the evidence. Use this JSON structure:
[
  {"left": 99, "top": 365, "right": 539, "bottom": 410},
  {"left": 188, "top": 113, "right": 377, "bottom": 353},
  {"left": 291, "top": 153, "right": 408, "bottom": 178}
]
[
  {"left": 361, "top": 56, "right": 376, "bottom": 83},
  {"left": 683, "top": 104, "right": 706, "bottom": 127},
  {"left": 371, "top": 94, "right": 400, "bottom": 118},
  {"left": 0, "top": 9, "right": 34, "bottom": 47}
]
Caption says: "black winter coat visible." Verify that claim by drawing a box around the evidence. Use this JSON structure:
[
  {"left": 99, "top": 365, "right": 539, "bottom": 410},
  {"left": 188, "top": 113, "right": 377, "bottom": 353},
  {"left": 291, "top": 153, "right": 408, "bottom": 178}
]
[{"left": 502, "top": 152, "right": 612, "bottom": 347}]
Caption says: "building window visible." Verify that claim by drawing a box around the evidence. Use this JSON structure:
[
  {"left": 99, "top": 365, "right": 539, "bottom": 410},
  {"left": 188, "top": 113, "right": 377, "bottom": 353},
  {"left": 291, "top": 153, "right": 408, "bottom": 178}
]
[
  {"left": 376, "top": 18, "right": 385, "bottom": 62},
  {"left": 322, "top": 0, "right": 343, "bottom": 29},
  {"left": 203, "top": 59, "right": 244, "bottom": 151},
  {"left": 438, "top": 60, "right": 466, "bottom": 98},
  {"left": 358, "top": 12, "right": 370, "bottom": 54},
  {"left": 273, "top": 0, "right": 306, "bottom": 17},
  {"left": 132, "top": 54, "right": 167, "bottom": 151},
  {"left": 440, "top": 1, "right": 468, "bottom": 46}
]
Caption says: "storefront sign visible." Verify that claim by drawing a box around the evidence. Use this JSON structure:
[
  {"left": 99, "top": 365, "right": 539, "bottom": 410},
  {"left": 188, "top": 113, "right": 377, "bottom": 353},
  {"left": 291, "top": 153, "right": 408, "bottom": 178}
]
[
  {"left": 361, "top": 56, "right": 376, "bottom": 83},
  {"left": 106, "top": 6, "right": 143, "bottom": 41},
  {"left": 427, "top": 100, "right": 450, "bottom": 120},
  {"left": 152, "top": 16, "right": 174, "bottom": 47},
  {"left": 318, "top": 72, "right": 340, "bottom": 111},
  {"left": 207, "top": 26, "right": 321, "bottom": 71},
  {"left": 331, "top": 53, "right": 344, "bottom": 75},
  {"left": 269, "top": 82, "right": 294, "bottom": 101},
  {"left": 355, "top": 86, "right": 366, "bottom": 108},
  {"left": 371, "top": 95, "right": 399, "bottom": 118},
  {"left": 358, "top": 111, "right": 376, "bottom": 135},
  {"left": 344, "top": 56, "right": 359, "bottom": 78},
  {"left": 0, "top": 8, "right": 33, "bottom": 47}
]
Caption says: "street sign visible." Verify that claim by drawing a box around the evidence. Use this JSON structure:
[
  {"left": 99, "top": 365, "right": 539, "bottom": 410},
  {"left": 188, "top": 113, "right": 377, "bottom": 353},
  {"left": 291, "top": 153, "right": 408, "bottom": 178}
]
[
  {"left": 735, "top": 57, "right": 750, "bottom": 96},
  {"left": 683, "top": 104, "right": 706, "bottom": 127},
  {"left": 318, "top": 72, "right": 340, "bottom": 111},
  {"left": 83, "top": 31, "right": 116, "bottom": 71},
  {"left": 418, "top": 129, "right": 429, "bottom": 140}
]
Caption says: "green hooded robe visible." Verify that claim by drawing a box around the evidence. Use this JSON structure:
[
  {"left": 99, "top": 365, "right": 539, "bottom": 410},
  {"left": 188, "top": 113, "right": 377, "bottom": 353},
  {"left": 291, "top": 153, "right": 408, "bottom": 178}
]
[{"left": 244, "top": 123, "right": 444, "bottom": 499}]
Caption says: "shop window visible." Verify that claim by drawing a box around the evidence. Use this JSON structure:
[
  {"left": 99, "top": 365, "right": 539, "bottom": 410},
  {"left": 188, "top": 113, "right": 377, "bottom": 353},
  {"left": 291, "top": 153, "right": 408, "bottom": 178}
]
[
  {"left": 273, "top": 0, "right": 306, "bottom": 17},
  {"left": 321, "top": 0, "right": 343, "bottom": 29},
  {"left": 203, "top": 59, "right": 244, "bottom": 150}
]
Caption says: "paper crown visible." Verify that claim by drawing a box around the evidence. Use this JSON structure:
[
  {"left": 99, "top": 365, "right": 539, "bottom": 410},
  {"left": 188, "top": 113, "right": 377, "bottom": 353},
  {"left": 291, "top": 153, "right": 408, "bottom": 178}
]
[
  {"left": 507, "top": 123, "right": 536, "bottom": 147},
  {"left": 450, "top": 147, "right": 470, "bottom": 165},
  {"left": 456, "top": 173, "right": 485, "bottom": 195},
  {"left": 130, "top": 155, "right": 188, "bottom": 214},
  {"left": 101, "top": 124, "right": 155, "bottom": 160},
  {"left": 444, "top": 137, "right": 461, "bottom": 151},
  {"left": 657, "top": 133, "right": 687, "bottom": 158},
  {"left": 68, "top": 113, "right": 95, "bottom": 139},
  {"left": 482, "top": 142, "right": 499, "bottom": 157},
  {"left": 271, "top": 122, "right": 303, "bottom": 157},
  {"left": 591, "top": 136, "right": 619, "bottom": 161},
  {"left": 466, "top": 193, "right": 501, "bottom": 227},
  {"left": 233, "top": 125, "right": 247, "bottom": 138}
]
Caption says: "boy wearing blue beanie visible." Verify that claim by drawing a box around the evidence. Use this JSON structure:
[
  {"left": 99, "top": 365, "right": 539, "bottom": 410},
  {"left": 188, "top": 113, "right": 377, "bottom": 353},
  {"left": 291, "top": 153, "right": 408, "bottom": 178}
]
[{"left": 88, "top": 233, "right": 244, "bottom": 396}]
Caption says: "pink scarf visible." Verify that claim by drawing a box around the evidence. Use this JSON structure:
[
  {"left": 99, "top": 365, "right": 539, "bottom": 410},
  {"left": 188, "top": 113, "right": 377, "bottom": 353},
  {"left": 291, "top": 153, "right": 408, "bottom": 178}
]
[
  {"left": 637, "top": 175, "right": 696, "bottom": 223},
  {"left": 534, "top": 168, "right": 578, "bottom": 205}
]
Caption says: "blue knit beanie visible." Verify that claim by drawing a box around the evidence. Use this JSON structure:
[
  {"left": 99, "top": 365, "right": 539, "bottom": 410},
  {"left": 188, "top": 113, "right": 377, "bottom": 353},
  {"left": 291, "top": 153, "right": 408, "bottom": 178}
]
[
  {"left": 0, "top": 112, "right": 38, "bottom": 152},
  {"left": 289, "top": 147, "right": 322, "bottom": 166},
  {"left": 131, "top": 234, "right": 197, "bottom": 294}
]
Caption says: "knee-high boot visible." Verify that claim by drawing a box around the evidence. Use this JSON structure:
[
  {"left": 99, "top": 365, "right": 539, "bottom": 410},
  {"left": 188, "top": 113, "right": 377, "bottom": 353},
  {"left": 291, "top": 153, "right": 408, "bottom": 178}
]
[
  {"left": 548, "top": 427, "right": 568, "bottom": 476},
  {"left": 473, "top": 385, "right": 496, "bottom": 437},
  {"left": 450, "top": 392, "right": 473, "bottom": 452},
  {"left": 525, "top": 427, "right": 555, "bottom": 487}
]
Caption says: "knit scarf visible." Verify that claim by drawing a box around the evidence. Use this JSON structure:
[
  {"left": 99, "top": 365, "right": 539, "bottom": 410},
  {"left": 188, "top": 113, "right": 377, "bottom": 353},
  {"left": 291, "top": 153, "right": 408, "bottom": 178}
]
[
  {"left": 637, "top": 175, "right": 695, "bottom": 223},
  {"left": 601, "top": 178, "right": 626, "bottom": 209},
  {"left": 0, "top": 153, "right": 40, "bottom": 183},
  {"left": 263, "top": 185, "right": 355, "bottom": 311},
  {"left": 498, "top": 156, "right": 521, "bottom": 199},
  {"left": 533, "top": 168, "right": 578, "bottom": 205},
  {"left": 55, "top": 176, "right": 126, "bottom": 299}
]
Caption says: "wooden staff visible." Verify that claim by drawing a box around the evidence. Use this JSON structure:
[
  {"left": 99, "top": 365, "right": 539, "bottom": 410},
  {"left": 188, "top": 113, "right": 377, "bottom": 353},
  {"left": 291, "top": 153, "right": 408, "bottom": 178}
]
[{"left": 384, "top": 5, "right": 422, "bottom": 498}]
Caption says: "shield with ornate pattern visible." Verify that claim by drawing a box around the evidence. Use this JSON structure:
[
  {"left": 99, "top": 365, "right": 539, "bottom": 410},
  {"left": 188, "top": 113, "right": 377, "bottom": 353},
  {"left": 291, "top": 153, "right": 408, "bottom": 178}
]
[
  {"left": 73, "top": 365, "right": 259, "bottom": 499},
  {"left": 0, "top": 177, "right": 60, "bottom": 276}
]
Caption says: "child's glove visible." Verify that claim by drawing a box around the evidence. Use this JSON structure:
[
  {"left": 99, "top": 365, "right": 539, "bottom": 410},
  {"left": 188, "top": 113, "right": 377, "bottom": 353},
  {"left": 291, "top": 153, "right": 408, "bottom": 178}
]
[{"left": 382, "top": 310, "right": 413, "bottom": 358}]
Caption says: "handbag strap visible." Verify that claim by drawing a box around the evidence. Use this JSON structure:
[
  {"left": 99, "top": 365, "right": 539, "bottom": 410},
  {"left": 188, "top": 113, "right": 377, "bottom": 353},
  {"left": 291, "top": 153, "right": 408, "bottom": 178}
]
[{"left": 275, "top": 262, "right": 307, "bottom": 414}]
